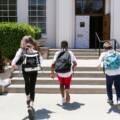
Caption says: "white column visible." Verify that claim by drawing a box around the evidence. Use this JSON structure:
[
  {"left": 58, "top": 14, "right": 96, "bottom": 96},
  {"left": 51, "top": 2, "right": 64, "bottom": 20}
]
[
  {"left": 111, "top": 0, "right": 120, "bottom": 45},
  {"left": 46, "top": 0, "right": 56, "bottom": 48},
  {"left": 17, "top": 0, "right": 28, "bottom": 23},
  {"left": 56, "top": 0, "right": 75, "bottom": 48},
  {"left": 105, "top": 0, "right": 111, "bottom": 14}
]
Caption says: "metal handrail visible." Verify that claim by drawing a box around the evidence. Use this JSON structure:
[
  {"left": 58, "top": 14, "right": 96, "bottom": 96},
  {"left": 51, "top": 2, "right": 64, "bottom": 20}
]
[{"left": 95, "top": 32, "right": 117, "bottom": 56}]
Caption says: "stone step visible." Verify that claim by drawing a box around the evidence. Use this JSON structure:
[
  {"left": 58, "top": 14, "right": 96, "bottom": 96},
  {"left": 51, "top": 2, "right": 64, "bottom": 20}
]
[
  {"left": 11, "top": 77, "right": 106, "bottom": 85},
  {"left": 12, "top": 71, "right": 105, "bottom": 78},
  {"left": 49, "top": 49, "right": 103, "bottom": 52},
  {"left": 14, "top": 66, "right": 102, "bottom": 71},
  {"left": 42, "top": 67, "right": 102, "bottom": 71},
  {"left": 49, "top": 52, "right": 99, "bottom": 56},
  {"left": 8, "top": 84, "right": 109, "bottom": 94},
  {"left": 49, "top": 55, "right": 99, "bottom": 59}
]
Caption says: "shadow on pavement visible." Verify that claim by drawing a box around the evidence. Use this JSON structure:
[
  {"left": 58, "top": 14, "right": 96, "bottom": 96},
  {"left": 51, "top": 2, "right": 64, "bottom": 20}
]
[
  {"left": 22, "top": 108, "right": 54, "bottom": 120},
  {"left": 57, "top": 102, "right": 85, "bottom": 111},
  {"left": 107, "top": 104, "right": 120, "bottom": 114},
  {"left": 35, "top": 108, "right": 54, "bottom": 120}
]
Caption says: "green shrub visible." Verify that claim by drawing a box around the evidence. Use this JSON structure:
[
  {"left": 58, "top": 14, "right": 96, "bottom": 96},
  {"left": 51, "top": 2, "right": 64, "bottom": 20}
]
[{"left": 0, "top": 23, "right": 41, "bottom": 60}]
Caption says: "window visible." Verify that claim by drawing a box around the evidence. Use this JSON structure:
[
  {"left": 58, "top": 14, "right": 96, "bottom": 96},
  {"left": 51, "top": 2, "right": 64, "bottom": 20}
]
[
  {"left": 29, "top": 0, "right": 46, "bottom": 34},
  {"left": 76, "top": 0, "right": 104, "bottom": 15},
  {"left": 0, "top": 0, "right": 17, "bottom": 22}
]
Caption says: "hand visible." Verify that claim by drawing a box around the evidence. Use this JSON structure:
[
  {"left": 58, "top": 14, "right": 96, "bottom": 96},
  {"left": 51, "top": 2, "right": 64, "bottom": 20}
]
[
  {"left": 50, "top": 72, "right": 55, "bottom": 79},
  {"left": 12, "top": 64, "right": 17, "bottom": 70},
  {"left": 97, "top": 65, "right": 101, "bottom": 70}
]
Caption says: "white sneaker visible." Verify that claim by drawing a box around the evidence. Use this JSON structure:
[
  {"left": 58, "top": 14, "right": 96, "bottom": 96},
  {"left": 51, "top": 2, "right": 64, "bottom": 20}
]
[
  {"left": 117, "top": 99, "right": 120, "bottom": 105},
  {"left": 61, "top": 97, "right": 66, "bottom": 105}
]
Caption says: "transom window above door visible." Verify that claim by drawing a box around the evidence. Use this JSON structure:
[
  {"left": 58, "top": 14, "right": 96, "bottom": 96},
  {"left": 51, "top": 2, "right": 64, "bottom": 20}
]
[{"left": 76, "top": 0, "right": 104, "bottom": 15}]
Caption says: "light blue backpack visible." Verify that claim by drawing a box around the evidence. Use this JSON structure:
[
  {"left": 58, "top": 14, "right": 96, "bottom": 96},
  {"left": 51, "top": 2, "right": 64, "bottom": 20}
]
[{"left": 103, "top": 51, "right": 120, "bottom": 70}]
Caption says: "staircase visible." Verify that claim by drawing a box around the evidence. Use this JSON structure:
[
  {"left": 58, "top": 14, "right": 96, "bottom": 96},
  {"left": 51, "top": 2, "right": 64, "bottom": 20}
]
[
  {"left": 8, "top": 49, "right": 108, "bottom": 94},
  {"left": 49, "top": 49, "right": 100, "bottom": 59}
]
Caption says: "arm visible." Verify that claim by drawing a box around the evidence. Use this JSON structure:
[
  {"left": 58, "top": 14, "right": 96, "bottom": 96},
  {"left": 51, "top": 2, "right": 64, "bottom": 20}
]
[
  {"left": 50, "top": 52, "right": 59, "bottom": 79},
  {"left": 97, "top": 52, "right": 105, "bottom": 68},
  {"left": 11, "top": 48, "right": 23, "bottom": 69},
  {"left": 70, "top": 51, "right": 77, "bottom": 71}
]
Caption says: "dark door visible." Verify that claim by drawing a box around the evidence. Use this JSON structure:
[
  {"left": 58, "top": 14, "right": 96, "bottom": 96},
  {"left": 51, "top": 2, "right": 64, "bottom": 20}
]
[{"left": 90, "top": 16, "right": 103, "bottom": 48}]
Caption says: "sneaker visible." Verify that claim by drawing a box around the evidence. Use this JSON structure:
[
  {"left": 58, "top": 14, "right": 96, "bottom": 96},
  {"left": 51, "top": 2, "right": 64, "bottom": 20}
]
[
  {"left": 28, "top": 106, "right": 35, "bottom": 120},
  {"left": 117, "top": 99, "right": 120, "bottom": 105},
  {"left": 107, "top": 99, "right": 113, "bottom": 105},
  {"left": 61, "top": 97, "right": 66, "bottom": 105}
]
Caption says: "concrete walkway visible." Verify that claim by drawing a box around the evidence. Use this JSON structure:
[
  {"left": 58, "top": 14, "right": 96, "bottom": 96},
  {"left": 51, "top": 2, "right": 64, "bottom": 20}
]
[{"left": 0, "top": 94, "right": 120, "bottom": 120}]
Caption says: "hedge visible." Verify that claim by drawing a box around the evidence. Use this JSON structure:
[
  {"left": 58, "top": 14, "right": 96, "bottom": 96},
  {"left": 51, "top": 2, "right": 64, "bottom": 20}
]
[{"left": 0, "top": 23, "right": 41, "bottom": 60}]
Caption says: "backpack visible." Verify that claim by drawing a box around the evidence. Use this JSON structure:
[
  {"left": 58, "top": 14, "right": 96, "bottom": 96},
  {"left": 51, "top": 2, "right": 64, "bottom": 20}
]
[
  {"left": 22, "top": 52, "right": 41, "bottom": 72},
  {"left": 55, "top": 51, "right": 71, "bottom": 73},
  {"left": 103, "top": 51, "right": 120, "bottom": 70}
]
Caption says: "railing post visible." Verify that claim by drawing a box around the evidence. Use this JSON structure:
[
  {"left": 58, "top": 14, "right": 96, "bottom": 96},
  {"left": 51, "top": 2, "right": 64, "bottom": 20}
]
[
  {"left": 95, "top": 33, "right": 97, "bottom": 49},
  {"left": 114, "top": 40, "right": 117, "bottom": 51},
  {"left": 99, "top": 42, "right": 101, "bottom": 56}
]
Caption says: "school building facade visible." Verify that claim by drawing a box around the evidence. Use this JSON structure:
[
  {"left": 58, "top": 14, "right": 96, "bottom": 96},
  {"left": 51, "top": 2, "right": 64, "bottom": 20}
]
[{"left": 0, "top": 0, "right": 120, "bottom": 48}]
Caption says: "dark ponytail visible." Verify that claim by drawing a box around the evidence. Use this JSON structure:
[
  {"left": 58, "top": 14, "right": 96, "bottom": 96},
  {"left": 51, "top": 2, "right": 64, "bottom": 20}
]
[{"left": 61, "top": 41, "right": 68, "bottom": 51}]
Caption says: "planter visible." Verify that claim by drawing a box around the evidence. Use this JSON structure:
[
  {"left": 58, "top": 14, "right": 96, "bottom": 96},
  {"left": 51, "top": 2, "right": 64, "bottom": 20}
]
[{"left": 39, "top": 47, "right": 49, "bottom": 59}]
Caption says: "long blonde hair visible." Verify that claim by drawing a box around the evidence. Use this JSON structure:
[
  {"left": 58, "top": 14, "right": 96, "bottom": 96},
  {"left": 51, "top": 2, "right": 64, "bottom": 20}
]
[{"left": 20, "top": 36, "right": 39, "bottom": 50}]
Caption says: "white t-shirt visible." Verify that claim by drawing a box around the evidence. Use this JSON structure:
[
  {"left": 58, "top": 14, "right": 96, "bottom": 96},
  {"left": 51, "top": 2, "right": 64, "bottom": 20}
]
[
  {"left": 52, "top": 50, "right": 77, "bottom": 77},
  {"left": 98, "top": 50, "right": 120, "bottom": 76},
  {"left": 12, "top": 48, "right": 43, "bottom": 65}
]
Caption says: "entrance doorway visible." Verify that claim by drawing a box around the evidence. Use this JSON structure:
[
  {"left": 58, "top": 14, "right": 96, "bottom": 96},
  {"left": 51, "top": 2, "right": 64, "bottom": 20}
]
[
  {"left": 75, "top": 0, "right": 107, "bottom": 49},
  {"left": 75, "top": 16, "right": 103, "bottom": 48},
  {"left": 90, "top": 16, "right": 103, "bottom": 48}
]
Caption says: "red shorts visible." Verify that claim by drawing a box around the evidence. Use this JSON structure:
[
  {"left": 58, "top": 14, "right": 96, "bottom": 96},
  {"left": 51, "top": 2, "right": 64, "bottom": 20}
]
[{"left": 57, "top": 75, "right": 72, "bottom": 86}]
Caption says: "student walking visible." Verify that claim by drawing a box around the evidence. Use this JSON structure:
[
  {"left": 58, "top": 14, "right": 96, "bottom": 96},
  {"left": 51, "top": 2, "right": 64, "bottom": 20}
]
[
  {"left": 12, "top": 36, "right": 42, "bottom": 118},
  {"left": 50, "top": 41, "right": 77, "bottom": 105},
  {"left": 98, "top": 41, "right": 120, "bottom": 106}
]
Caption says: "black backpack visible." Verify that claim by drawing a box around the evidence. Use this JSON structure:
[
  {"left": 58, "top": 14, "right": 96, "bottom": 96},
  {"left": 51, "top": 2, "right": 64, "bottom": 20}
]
[
  {"left": 22, "top": 52, "right": 41, "bottom": 72},
  {"left": 55, "top": 51, "right": 71, "bottom": 73}
]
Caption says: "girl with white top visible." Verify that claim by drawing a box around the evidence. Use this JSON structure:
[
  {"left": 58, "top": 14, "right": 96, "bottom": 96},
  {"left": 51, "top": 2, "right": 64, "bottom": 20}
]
[
  {"left": 12, "top": 36, "right": 42, "bottom": 113},
  {"left": 98, "top": 41, "right": 120, "bottom": 105}
]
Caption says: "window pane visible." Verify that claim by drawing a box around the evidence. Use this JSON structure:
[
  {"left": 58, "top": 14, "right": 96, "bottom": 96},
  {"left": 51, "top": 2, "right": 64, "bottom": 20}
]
[
  {"left": 29, "top": 5, "right": 37, "bottom": 11},
  {"left": 2, "top": 0, "right": 7, "bottom": 4},
  {"left": 2, "top": 5, "right": 8, "bottom": 10},
  {"left": 0, "top": 11, "right": 2, "bottom": 16},
  {"left": 0, "top": 0, "right": 3, "bottom": 4},
  {"left": 38, "top": 17, "right": 46, "bottom": 22},
  {"left": 9, "top": 11, "right": 16, "bottom": 16},
  {"left": 0, "top": 17, "right": 2, "bottom": 22},
  {"left": 38, "top": 5, "right": 46, "bottom": 10},
  {"left": 38, "top": 0, "right": 46, "bottom": 4},
  {"left": 2, "top": 11, "right": 8, "bottom": 16},
  {"left": 29, "top": 0, "right": 37, "bottom": 5},
  {"left": 93, "top": 0, "right": 104, "bottom": 13},
  {"left": 76, "top": 1, "right": 83, "bottom": 14},
  {"left": 9, "top": 17, "right": 17, "bottom": 22},
  {"left": 29, "top": 11, "right": 37, "bottom": 16},
  {"left": 38, "top": 11, "right": 46, "bottom": 16},
  {"left": 9, "top": 0, "right": 17, "bottom": 4},
  {"left": 2, "top": 17, "right": 9, "bottom": 22},
  {"left": 9, "top": 5, "right": 16, "bottom": 10},
  {"left": 0, "top": 5, "right": 3, "bottom": 10},
  {"left": 29, "top": 17, "right": 37, "bottom": 23},
  {"left": 84, "top": 0, "right": 93, "bottom": 14}
]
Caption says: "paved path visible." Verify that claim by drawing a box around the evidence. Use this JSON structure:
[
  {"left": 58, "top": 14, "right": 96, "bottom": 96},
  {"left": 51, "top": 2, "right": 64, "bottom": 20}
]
[{"left": 0, "top": 94, "right": 120, "bottom": 120}]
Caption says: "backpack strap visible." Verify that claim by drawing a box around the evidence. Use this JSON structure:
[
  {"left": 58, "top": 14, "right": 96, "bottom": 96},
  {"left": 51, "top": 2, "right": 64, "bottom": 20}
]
[{"left": 57, "top": 51, "right": 65, "bottom": 59}]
